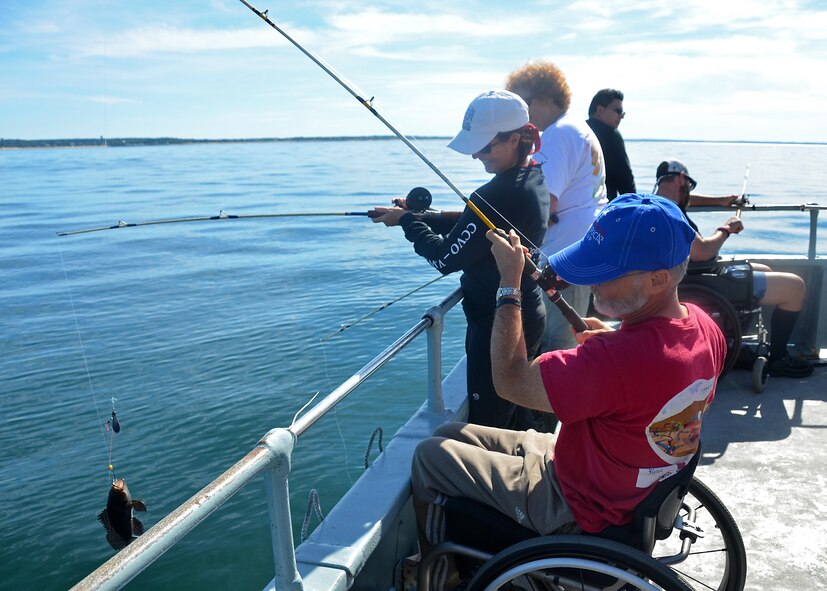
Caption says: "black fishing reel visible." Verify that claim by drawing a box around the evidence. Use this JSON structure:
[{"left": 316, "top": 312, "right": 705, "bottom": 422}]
[
  {"left": 537, "top": 264, "right": 571, "bottom": 291},
  {"left": 392, "top": 187, "right": 432, "bottom": 212}
]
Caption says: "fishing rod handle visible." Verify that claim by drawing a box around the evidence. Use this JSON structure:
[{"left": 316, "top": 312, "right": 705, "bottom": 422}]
[
  {"left": 523, "top": 256, "right": 589, "bottom": 333},
  {"left": 489, "top": 227, "right": 585, "bottom": 331},
  {"left": 545, "top": 289, "right": 589, "bottom": 333}
]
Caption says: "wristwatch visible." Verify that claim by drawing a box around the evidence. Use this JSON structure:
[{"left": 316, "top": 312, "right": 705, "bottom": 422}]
[{"left": 496, "top": 287, "right": 522, "bottom": 299}]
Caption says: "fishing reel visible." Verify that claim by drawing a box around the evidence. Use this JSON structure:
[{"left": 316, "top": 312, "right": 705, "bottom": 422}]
[
  {"left": 537, "top": 264, "right": 571, "bottom": 292},
  {"left": 392, "top": 187, "right": 432, "bottom": 212}
]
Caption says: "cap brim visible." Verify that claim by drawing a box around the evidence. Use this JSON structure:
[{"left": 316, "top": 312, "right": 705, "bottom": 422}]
[
  {"left": 447, "top": 129, "right": 495, "bottom": 155},
  {"left": 547, "top": 239, "right": 628, "bottom": 286}
]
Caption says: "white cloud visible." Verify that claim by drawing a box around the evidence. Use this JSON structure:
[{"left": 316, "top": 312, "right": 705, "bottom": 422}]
[
  {"left": 350, "top": 44, "right": 482, "bottom": 63},
  {"left": 324, "top": 8, "right": 546, "bottom": 47},
  {"left": 69, "top": 25, "right": 317, "bottom": 58}
]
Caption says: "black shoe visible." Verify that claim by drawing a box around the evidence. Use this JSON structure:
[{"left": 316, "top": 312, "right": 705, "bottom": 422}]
[
  {"left": 767, "top": 354, "right": 814, "bottom": 378},
  {"left": 733, "top": 346, "right": 758, "bottom": 371}
]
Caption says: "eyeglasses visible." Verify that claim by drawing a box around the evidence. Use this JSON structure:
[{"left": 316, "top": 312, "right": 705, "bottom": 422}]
[
  {"left": 684, "top": 174, "right": 698, "bottom": 192},
  {"left": 653, "top": 172, "right": 698, "bottom": 192},
  {"left": 477, "top": 138, "right": 502, "bottom": 155},
  {"left": 613, "top": 108, "right": 625, "bottom": 116}
]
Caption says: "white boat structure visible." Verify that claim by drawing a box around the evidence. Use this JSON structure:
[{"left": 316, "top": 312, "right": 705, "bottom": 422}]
[{"left": 71, "top": 203, "right": 826, "bottom": 591}]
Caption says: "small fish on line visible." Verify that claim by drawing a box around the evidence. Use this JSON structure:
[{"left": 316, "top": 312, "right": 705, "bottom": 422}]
[
  {"left": 98, "top": 478, "right": 147, "bottom": 550},
  {"left": 105, "top": 409, "right": 120, "bottom": 433}
]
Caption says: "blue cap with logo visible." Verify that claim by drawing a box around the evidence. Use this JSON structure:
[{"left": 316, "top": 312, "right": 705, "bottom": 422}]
[{"left": 548, "top": 193, "right": 696, "bottom": 285}]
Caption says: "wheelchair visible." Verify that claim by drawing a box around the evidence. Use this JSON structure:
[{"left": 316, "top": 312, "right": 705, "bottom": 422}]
[
  {"left": 679, "top": 260, "right": 770, "bottom": 392},
  {"left": 418, "top": 447, "right": 747, "bottom": 591}
]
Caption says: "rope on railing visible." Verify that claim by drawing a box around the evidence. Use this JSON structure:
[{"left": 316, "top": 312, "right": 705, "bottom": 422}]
[
  {"left": 363, "top": 427, "right": 384, "bottom": 469},
  {"left": 301, "top": 488, "right": 325, "bottom": 542}
]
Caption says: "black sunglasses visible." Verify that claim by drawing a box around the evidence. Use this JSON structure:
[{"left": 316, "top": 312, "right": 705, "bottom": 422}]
[
  {"left": 684, "top": 174, "right": 698, "bottom": 191},
  {"left": 477, "top": 138, "right": 502, "bottom": 155}
]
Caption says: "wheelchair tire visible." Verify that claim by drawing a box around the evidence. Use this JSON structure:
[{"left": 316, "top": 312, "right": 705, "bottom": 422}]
[
  {"left": 660, "top": 478, "right": 747, "bottom": 591},
  {"left": 752, "top": 356, "right": 769, "bottom": 393},
  {"left": 466, "top": 534, "right": 693, "bottom": 591},
  {"left": 678, "top": 283, "right": 742, "bottom": 375}
]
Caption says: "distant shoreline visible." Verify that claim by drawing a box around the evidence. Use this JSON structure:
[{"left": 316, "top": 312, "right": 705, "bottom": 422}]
[
  {"left": 0, "top": 136, "right": 448, "bottom": 150},
  {"left": 1, "top": 136, "right": 825, "bottom": 150}
]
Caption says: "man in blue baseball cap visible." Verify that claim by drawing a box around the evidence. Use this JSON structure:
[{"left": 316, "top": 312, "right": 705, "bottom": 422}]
[{"left": 409, "top": 194, "right": 726, "bottom": 588}]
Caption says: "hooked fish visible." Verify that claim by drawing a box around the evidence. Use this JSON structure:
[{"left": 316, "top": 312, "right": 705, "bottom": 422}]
[{"left": 97, "top": 478, "right": 147, "bottom": 550}]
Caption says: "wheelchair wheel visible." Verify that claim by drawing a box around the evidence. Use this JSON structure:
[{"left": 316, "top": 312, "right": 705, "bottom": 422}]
[
  {"left": 678, "top": 284, "right": 742, "bottom": 375},
  {"left": 466, "top": 535, "right": 693, "bottom": 591},
  {"left": 656, "top": 478, "right": 747, "bottom": 591},
  {"left": 752, "top": 356, "right": 769, "bottom": 393}
]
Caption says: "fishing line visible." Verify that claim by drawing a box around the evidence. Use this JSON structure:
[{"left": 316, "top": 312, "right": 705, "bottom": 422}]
[
  {"left": 57, "top": 239, "right": 115, "bottom": 483},
  {"left": 318, "top": 343, "right": 356, "bottom": 486},
  {"left": 320, "top": 275, "right": 446, "bottom": 342},
  {"left": 290, "top": 391, "right": 320, "bottom": 428}
]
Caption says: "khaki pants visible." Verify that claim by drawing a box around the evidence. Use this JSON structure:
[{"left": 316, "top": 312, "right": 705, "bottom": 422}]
[
  {"left": 411, "top": 423, "right": 577, "bottom": 589},
  {"left": 411, "top": 422, "right": 577, "bottom": 588}
]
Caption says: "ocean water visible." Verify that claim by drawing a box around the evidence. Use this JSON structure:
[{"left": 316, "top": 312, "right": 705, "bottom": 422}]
[{"left": 1, "top": 139, "right": 825, "bottom": 591}]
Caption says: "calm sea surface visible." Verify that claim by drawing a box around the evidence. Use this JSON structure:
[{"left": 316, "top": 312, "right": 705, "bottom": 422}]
[{"left": 2, "top": 139, "right": 826, "bottom": 590}]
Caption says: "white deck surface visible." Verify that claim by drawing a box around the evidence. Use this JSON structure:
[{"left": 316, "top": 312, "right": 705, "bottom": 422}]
[{"left": 697, "top": 364, "right": 827, "bottom": 591}]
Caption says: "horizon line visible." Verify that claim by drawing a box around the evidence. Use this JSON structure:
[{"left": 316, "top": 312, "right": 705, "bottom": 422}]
[{"left": 2, "top": 136, "right": 826, "bottom": 149}]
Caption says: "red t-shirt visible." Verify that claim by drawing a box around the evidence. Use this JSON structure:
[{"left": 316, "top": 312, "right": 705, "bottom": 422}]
[{"left": 539, "top": 303, "right": 726, "bottom": 532}]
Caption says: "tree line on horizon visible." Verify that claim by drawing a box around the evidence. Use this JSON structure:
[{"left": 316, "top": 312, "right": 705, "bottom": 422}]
[{"left": 0, "top": 136, "right": 452, "bottom": 149}]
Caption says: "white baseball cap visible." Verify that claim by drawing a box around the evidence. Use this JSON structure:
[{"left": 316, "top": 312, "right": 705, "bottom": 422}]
[{"left": 447, "top": 90, "right": 529, "bottom": 155}]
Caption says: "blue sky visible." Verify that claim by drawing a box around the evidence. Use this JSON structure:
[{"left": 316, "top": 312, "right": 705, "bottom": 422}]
[{"left": 2, "top": 0, "right": 826, "bottom": 142}]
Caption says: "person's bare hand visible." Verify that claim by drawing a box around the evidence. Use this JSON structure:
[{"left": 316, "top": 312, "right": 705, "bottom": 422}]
[
  {"left": 721, "top": 216, "right": 744, "bottom": 234},
  {"left": 573, "top": 316, "right": 615, "bottom": 345},
  {"left": 486, "top": 229, "right": 526, "bottom": 287},
  {"left": 369, "top": 206, "right": 406, "bottom": 226}
]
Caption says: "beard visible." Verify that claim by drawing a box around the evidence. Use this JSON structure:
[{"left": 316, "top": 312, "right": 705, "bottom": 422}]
[{"left": 591, "top": 276, "right": 648, "bottom": 318}]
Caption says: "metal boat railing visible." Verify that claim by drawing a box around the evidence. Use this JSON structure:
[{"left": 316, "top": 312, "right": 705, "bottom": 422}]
[
  {"left": 70, "top": 287, "right": 464, "bottom": 591},
  {"left": 691, "top": 203, "right": 825, "bottom": 259}
]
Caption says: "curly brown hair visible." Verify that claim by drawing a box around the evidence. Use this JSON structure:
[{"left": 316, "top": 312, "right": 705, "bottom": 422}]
[{"left": 505, "top": 61, "right": 571, "bottom": 112}]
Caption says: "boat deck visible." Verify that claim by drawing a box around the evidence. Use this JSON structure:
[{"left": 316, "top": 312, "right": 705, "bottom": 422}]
[{"left": 697, "top": 364, "right": 827, "bottom": 591}]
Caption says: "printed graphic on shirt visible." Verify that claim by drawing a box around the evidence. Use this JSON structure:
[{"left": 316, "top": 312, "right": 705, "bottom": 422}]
[
  {"left": 425, "top": 221, "right": 478, "bottom": 269},
  {"left": 636, "top": 377, "right": 715, "bottom": 488}
]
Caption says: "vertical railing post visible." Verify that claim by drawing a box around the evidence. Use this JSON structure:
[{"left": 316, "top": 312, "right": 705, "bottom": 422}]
[
  {"left": 424, "top": 304, "right": 445, "bottom": 413},
  {"left": 808, "top": 208, "right": 819, "bottom": 260},
  {"left": 260, "top": 428, "right": 303, "bottom": 591}
]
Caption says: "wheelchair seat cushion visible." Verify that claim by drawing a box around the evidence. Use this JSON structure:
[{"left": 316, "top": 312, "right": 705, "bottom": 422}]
[{"left": 683, "top": 260, "right": 755, "bottom": 309}]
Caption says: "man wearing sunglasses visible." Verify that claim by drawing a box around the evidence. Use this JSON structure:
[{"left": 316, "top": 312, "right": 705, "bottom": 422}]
[
  {"left": 586, "top": 88, "right": 636, "bottom": 202},
  {"left": 655, "top": 160, "right": 814, "bottom": 378}
]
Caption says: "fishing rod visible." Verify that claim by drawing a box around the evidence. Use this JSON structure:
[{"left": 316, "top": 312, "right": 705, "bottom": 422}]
[
  {"left": 238, "top": 0, "right": 588, "bottom": 332},
  {"left": 735, "top": 163, "right": 750, "bottom": 219},
  {"left": 56, "top": 188, "right": 439, "bottom": 237},
  {"left": 57, "top": 210, "right": 375, "bottom": 236}
]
